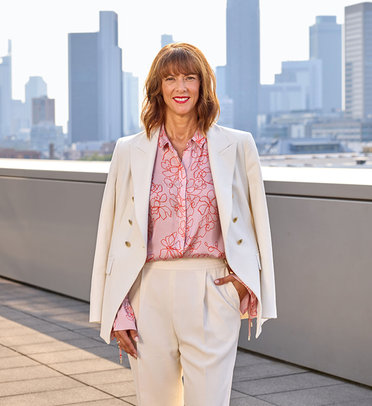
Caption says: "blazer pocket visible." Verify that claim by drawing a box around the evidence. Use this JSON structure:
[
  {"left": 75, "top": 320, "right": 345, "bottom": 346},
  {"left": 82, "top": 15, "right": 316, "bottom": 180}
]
[
  {"left": 256, "top": 252, "right": 262, "bottom": 271},
  {"left": 105, "top": 256, "right": 115, "bottom": 275}
]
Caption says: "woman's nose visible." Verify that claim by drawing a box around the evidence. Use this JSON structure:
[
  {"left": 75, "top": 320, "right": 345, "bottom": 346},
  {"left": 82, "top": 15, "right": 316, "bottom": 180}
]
[{"left": 175, "top": 78, "right": 187, "bottom": 91}]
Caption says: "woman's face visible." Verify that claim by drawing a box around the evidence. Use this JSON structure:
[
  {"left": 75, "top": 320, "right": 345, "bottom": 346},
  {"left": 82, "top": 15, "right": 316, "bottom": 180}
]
[{"left": 161, "top": 71, "right": 200, "bottom": 120}]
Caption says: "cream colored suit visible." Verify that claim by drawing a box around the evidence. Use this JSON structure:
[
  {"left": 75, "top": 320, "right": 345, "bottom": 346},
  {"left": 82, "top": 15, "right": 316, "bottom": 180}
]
[{"left": 89, "top": 124, "right": 277, "bottom": 344}]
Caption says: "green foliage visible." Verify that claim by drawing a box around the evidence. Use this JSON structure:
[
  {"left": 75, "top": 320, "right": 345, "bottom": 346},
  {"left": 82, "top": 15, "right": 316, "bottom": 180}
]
[{"left": 79, "top": 153, "right": 113, "bottom": 161}]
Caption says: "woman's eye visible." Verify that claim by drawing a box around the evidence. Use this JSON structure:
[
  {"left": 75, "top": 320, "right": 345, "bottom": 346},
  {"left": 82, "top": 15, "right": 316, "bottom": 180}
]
[
  {"left": 165, "top": 77, "right": 175, "bottom": 81},
  {"left": 186, "top": 76, "right": 196, "bottom": 81}
]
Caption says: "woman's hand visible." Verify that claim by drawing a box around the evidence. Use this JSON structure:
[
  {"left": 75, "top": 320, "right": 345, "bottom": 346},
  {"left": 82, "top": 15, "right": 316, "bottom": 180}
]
[
  {"left": 113, "top": 329, "right": 138, "bottom": 359},
  {"left": 214, "top": 274, "right": 247, "bottom": 302}
]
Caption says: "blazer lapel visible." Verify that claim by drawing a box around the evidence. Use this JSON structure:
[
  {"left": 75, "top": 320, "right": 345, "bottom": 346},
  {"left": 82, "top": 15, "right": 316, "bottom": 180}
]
[
  {"left": 131, "top": 128, "right": 160, "bottom": 246},
  {"left": 207, "top": 125, "right": 237, "bottom": 243}
]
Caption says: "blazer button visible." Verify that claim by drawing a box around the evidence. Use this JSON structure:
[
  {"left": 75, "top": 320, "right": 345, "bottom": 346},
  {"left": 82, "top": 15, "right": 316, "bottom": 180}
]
[
  {"left": 128, "top": 219, "right": 133, "bottom": 225},
  {"left": 125, "top": 241, "right": 131, "bottom": 247},
  {"left": 237, "top": 239, "right": 243, "bottom": 245},
  {"left": 233, "top": 217, "right": 238, "bottom": 223}
]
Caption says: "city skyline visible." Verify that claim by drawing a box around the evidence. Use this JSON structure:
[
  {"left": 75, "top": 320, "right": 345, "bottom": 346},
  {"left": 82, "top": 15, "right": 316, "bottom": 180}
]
[{"left": 0, "top": 0, "right": 362, "bottom": 132}]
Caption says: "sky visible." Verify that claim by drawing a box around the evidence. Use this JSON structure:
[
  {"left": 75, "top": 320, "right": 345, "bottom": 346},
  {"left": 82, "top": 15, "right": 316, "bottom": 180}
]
[{"left": 0, "top": 0, "right": 360, "bottom": 132}]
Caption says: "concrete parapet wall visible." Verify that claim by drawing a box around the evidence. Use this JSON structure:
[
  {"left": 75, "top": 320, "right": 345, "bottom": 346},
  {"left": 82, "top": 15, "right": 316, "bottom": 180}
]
[{"left": 0, "top": 159, "right": 371, "bottom": 386}]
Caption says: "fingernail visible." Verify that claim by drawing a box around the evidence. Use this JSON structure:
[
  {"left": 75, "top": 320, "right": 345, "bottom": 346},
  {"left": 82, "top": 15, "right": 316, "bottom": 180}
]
[
  {"left": 134, "top": 336, "right": 139, "bottom": 342},
  {"left": 215, "top": 279, "right": 219, "bottom": 284}
]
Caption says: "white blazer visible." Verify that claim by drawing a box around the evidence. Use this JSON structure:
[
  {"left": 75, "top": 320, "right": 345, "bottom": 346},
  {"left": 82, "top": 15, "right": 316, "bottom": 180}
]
[{"left": 89, "top": 124, "right": 277, "bottom": 344}]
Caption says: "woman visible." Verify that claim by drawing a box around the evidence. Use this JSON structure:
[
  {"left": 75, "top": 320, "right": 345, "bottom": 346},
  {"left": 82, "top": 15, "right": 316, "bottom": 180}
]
[{"left": 89, "top": 43, "right": 277, "bottom": 406}]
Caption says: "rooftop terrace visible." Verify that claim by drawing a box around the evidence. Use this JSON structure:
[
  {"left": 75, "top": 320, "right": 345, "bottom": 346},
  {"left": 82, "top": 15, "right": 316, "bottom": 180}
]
[
  {"left": 1, "top": 158, "right": 372, "bottom": 404},
  {"left": 1, "top": 276, "right": 371, "bottom": 406}
]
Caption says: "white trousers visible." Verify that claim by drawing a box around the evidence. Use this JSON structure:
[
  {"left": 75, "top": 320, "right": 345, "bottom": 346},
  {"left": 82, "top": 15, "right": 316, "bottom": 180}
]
[{"left": 127, "top": 257, "right": 241, "bottom": 406}]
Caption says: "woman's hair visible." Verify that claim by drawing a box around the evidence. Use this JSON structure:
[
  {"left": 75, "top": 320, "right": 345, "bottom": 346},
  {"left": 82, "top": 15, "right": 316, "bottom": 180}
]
[{"left": 141, "top": 43, "right": 220, "bottom": 138}]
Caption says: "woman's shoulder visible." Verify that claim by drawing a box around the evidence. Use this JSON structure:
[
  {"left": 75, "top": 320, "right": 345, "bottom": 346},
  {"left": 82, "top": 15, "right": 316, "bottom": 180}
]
[
  {"left": 211, "top": 124, "right": 256, "bottom": 147},
  {"left": 115, "top": 130, "right": 147, "bottom": 148},
  {"left": 112, "top": 130, "right": 148, "bottom": 157}
]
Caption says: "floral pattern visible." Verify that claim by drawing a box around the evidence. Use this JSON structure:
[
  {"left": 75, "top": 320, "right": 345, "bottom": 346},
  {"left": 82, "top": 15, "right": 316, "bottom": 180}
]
[{"left": 146, "top": 126, "right": 225, "bottom": 260}]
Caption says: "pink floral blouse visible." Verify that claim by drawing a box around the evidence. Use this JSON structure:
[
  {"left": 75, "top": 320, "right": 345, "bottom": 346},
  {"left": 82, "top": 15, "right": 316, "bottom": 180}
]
[
  {"left": 146, "top": 125, "right": 225, "bottom": 260},
  {"left": 112, "top": 127, "right": 258, "bottom": 338}
]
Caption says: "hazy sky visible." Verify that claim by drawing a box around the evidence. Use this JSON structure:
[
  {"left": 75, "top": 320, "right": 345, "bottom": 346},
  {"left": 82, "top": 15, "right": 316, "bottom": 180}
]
[{"left": 0, "top": 0, "right": 359, "bottom": 131}]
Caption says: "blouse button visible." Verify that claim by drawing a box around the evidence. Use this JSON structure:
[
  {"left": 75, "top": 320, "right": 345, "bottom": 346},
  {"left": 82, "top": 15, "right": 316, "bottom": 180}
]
[
  {"left": 233, "top": 217, "right": 238, "bottom": 223},
  {"left": 125, "top": 241, "right": 131, "bottom": 247},
  {"left": 128, "top": 219, "right": 133, "bottom": 226},
  {"left": 237, "top": 239, "right": 243, "bottom": 245},
  {"left": 131, "top": 196, "right": 134, "bottom": 202}
]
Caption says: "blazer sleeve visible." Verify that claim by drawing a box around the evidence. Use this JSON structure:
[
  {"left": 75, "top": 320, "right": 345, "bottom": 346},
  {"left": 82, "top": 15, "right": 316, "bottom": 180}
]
[
  {"left": 244, "top": 134, "right": 277, "bottom": 320},
  {"left": 89, "top": 140, "right": 121, "bottom": 323}
]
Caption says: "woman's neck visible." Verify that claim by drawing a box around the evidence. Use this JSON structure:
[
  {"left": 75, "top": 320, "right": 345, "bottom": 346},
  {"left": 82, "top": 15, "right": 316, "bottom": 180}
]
[{"left": 164, "top": 114, "right": 198, "bottom": 143}]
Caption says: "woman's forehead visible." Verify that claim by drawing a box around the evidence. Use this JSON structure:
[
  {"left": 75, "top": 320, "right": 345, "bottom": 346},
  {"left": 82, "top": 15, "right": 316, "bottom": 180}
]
[{"left": 160, "top": 60, "right": 199, "bottom": 77}]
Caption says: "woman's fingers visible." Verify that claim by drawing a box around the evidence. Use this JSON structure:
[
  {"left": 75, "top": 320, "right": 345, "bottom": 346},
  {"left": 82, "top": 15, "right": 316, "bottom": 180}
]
[
  {"left": 129, "top": 329, "right": 139, "bottom": 343},
  {"left": 214, "top": 275, "right": 235, "bottom": 285},
  {"left": 115, "top": 330, "right": 138, "bottom": 358},
  {"left": 215, "top": 275, "right": 246, "bottom": 301},
  {"left": 231, "top": 279, "right": 247, "bottom": 301}
]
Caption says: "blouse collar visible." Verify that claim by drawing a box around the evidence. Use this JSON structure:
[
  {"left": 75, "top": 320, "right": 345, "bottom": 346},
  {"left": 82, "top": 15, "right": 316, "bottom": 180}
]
[{"left": 158, "top": 125, "right": 206, "bottom": 150}]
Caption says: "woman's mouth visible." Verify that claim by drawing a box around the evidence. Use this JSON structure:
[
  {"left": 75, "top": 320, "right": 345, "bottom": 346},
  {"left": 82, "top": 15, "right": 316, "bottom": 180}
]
[{"left": 173, "top": 97, "right": 190, "bottom": 104}]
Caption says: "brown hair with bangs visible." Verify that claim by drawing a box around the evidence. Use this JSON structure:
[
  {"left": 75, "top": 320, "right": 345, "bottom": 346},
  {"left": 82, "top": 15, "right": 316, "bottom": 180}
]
[{"left": 141, "top": 43, "right": 220, "bottom": 138}]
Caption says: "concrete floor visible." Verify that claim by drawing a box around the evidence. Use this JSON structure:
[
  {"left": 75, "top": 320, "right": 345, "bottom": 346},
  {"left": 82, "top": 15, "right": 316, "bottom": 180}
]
[{"left": 0, "top": 276, "right": 371, "bottom": 406}]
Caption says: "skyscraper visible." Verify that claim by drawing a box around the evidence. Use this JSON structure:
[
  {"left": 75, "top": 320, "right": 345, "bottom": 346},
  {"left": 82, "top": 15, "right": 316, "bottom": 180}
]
[
  {"left": 25, "top": 76, "right": 47, "bottom": 128},
  {"left": 226, "top": 0, "right": 260, "bottom": 136},
  {"left": 310, "top": 16, "right": 342, "bottom": 112},
  {"left": 69, "top": 32, "right": 98, "bottom": 143},
  {"left": 161, "top": 34, "right": 174, "bottom": 48},
  {"left": 98, "top": 12, "right": 123, "bottom": 143},
  {"left": 69, "top": 11, "right": 123, "bottom": 143},
  {"left": 122, "top": 72, "right": 139, "bottom": 135},
  {"left": 216, "top": 65, "right": 234, "bottom": 128},
  {"left": 216, "top": 66, "right": 227, "bottom": 100},
  {"left": 0, "top": 40, "right": 12, "bottom": 140},
  {"left": 345, "top": 2, "right": 372, "bottom": 119},
  {"left": 32, "top": 96, "right": 55, "bottom": 125},
  {"left": 261, "top": 60, "right": 322, "bottom": 114}
]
